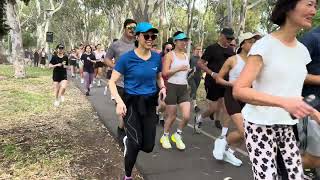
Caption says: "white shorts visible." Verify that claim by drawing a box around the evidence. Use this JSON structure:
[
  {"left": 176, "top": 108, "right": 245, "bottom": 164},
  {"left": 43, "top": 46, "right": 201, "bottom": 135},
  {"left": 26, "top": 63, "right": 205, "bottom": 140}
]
[{"left": 298, "top": 117, "right": 320, "bottom": 157}]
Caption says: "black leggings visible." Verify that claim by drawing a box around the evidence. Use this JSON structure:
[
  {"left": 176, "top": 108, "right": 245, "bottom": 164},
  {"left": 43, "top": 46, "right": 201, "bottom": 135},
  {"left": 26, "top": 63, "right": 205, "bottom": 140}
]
[{"left": 124, "top": 104, "right": 157, "bottom": 177}]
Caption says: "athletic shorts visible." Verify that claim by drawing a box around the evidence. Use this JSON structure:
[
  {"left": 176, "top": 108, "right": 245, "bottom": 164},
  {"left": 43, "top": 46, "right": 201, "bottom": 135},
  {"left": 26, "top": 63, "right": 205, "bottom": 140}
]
[
  {"left": 205, "top": 76, "right": 225, "bottom": 101},
  {"left": 95, "top": 62, "right": 104, "bottom": 68},
  {"left": 297, "top": 117, "right": 320, "bottom": 156},
  {"left": 224, "top": 86, "right": 245, "bottom": 115},
  {"left": 165, "top": 82, "right": 190, "bottom": 105},
  {"left": 53, "top": 72, "right": 67, "bottom": 82},
  {"left": 69, "top": 60, "right": 77, "bottom": 67}
]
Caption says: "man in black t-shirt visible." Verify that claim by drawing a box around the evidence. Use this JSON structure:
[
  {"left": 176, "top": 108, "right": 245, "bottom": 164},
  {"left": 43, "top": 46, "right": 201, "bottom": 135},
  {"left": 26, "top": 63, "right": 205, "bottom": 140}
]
[
  {"left": 195, "top": 28, "right": 235, "bottom": 137},
  {"left": 49, "top": 44, "right": 69, "bottom": 107}
]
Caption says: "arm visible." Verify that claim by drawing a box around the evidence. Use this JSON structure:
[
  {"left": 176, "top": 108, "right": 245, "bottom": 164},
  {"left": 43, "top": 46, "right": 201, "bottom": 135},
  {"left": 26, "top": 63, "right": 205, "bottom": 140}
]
[
  {"left": 197, "top": 59, "right": 217, "bottom": 78},
  {"left": 104, "top": 44, "right": 116, "bottom": 68},
  {"left": 104, "top": 57, "right": 115, "bottom": 68},
  {"left": 216, "top": 57, "right": 234, "bottom": 87},
  {"left": 109, "top": 70, "right": 126, "bottom": 117},
  {"left": 305, "top": 74, "right": 320, "bottom": 85},
  {"left": 157, "top": 72, "right": 166, "bottom": 100}
]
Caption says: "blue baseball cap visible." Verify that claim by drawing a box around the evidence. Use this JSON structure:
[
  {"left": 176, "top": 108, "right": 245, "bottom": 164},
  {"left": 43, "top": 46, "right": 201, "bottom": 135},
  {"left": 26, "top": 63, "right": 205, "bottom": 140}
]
[
  {"left": 173, "top": 33, "right": 189, "bottom": 41},
  {"left": 135, "top": 22, "right": 159, "bottom": 34}
]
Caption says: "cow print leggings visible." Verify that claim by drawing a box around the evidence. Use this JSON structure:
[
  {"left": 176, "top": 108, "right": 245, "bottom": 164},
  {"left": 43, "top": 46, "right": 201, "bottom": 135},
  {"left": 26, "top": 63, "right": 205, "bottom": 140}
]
[{"left": 244, "top": 121, "right": 304, "bottom": 180}]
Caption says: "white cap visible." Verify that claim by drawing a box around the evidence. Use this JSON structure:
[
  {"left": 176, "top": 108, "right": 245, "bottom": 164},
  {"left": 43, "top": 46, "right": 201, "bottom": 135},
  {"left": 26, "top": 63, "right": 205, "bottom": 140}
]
[{"left": 238, "top": 32, "right": 260, "bottom": 46}]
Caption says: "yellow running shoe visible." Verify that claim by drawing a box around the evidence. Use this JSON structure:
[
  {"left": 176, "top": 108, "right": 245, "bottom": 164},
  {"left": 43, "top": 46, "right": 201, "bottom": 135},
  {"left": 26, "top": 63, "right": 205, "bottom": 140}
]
[
  {"left": 171, "top": 132, "right": 186, "bottom": 150},
  {"left": 160, "top": 135, "right": 172, "bottom": 149}
]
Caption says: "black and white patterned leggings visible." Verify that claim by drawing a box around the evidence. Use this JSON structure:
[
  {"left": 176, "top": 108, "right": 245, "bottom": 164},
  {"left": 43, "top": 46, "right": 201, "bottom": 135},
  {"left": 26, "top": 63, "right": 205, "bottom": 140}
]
[{"left": 244, "top": 121, "right": 304, "bottom": 180}]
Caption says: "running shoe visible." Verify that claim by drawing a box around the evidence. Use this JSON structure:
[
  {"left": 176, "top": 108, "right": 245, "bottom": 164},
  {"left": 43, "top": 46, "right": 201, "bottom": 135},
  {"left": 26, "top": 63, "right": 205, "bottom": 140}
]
[
  {"left": 160, "top": 135, "right": 172, "bottom": 149},
  {"left": 171, "top": 133, "right": 186, "bottom": 150},
  {"left": 215, "top": 120, "right": 222, "bottom": 129},
  {"left": 123, "top": 136, "right": 128, "bottom": 157},
  {"left": 60, "top": 96, "right": 65, "bottom": 102},
  {"left": 97, "top": 80, "right": 101, "bottom": 87},
  {"left": 90, "top": 84, "right": 93, "bottom": 88},
  {"left": 80, "top": 78, "right": 84, "bottom": 84},
  {"left": 223, "top": 149, "right": 242, "bottom": 166},
  {"left": 93, "top": 80, "right": 96, "bottom": 84},
  {"left": 212, "top": 136, "right": 227, "bottom": 160},
  {"left": 85, "top": 91, "right": 90, "bottom": 96},
  {"left": 304, "top": 168, "right": 319, "bottom": 180},
  {"left": 103, "top": 88, "right": 108, "bottom": 96},
  {"left": 54, "top": 100, "right": 60, "bottom": 107},
  {"left": 194, "top": 114, "right": 202, "bottom": 134}
]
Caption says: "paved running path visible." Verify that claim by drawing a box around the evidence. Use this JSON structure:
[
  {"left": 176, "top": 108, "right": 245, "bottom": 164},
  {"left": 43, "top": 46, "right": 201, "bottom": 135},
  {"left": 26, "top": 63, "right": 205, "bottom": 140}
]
[{"left": 72, "top": 77, "right": 253, "bottom": 180}]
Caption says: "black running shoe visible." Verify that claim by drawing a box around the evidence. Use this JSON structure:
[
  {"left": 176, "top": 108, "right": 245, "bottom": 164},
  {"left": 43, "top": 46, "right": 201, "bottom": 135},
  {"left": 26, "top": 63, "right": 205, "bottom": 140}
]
[
  {"left": 209, "top": 113, "right": 215, "bottom": 120},
  {"left": 215, "top": 120, "right": 222, "bottom": 129},
  {"left": 304, "top": 168, "right": 319, "bottom": 180}
]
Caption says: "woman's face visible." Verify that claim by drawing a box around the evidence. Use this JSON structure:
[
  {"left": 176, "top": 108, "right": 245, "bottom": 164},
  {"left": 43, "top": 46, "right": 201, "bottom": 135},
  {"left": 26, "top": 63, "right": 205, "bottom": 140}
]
[
  {"left": 287, "top": 0, "right": 317, "bottom": 29},
  {"left": 242, "top": 38, "right": 256, "bottom": 53},
  {"left": 138, "top": 32, "right": 157, "bottom": 50},
  {"left": 164, "top": 44, "right": 173, "bottom": 54},
  {"left": 175, "top": 39, "right": 188, "bottom": 50},
  {"left": 85, "top": 46, "right": 91, "bottom": 53}
]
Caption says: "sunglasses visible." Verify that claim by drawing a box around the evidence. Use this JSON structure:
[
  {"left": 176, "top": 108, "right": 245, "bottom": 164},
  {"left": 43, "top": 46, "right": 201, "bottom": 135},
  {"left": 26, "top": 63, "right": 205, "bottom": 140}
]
[
  {"left": 166, "top": 48, "right": 172, "bottom": 52},
  {"left": 227, "top": 37, "right": 234, "bottom": 41},
  {"left": 142, "top": 34, "right": 157, "bottom": 41},
  {"left": 126, "top": 26, "right": 136, "bottom": 30}
]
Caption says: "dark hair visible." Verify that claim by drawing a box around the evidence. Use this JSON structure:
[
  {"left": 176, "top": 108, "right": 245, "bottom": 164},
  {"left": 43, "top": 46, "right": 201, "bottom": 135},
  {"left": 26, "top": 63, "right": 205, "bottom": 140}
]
[
  {"left": 134, "top": 40, "right": 139, "bottom": 48},
  {"left": 95, "top": 44, "right": 101, "bottom": 49},
  {"left": 84, "top": 45, "right": 92, "bottom": 53},
  {"left": 173, "top": 31, "right": 184, "bottom": 38},
  {"left": 236, "top": 41, "right": 244, "bottom": 54},
  {"left": 113, "top": 38, "right": 118, "bottom": 42},
  {"left": 270, "top": 0, "right": 314, "bottom": 26},
  {"left": 161, "top": 42, "right": 174, "bottom": 57},
  {"left": 123, "top": 19, "right": 137, "bottom": 28}
]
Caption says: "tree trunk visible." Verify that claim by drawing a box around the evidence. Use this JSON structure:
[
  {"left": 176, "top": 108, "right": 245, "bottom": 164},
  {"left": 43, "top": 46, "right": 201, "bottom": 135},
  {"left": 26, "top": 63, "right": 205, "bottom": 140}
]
[
  {"left": 226, "top": 0, "right": 233, "bottom": 27},
  {"left": 238, "top": 0, "right": 248, "bottom": 36},
  {"left": 199, "top": 0, "right": 209, "bottom": 48},
  {"left": 6, "top": 0, "right": 25, "bottom": 78}
]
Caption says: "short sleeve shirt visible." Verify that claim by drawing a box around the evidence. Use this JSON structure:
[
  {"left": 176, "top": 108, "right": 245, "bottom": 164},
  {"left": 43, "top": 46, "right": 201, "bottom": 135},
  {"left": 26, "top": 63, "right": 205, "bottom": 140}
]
[
  {"left": 50, "top": 54, "right": 68, "bottom": 75},
  {"left": 300, "top": 27, "right": 320, "bottom": 97},
  {"left": 201, "top": 43, "right": 235, "bottom": 73},
  {"left": 81, "top": 53, "right": 96, "bottom": 73},
  {"left": 114, "top": 50, "right": 162, "bottom": 95},
  {"left": 105, "top": 36, "right": 135, "bottom": 87},
  {"left": 242, "top": 34, "right": 312, "bottom": 125}
]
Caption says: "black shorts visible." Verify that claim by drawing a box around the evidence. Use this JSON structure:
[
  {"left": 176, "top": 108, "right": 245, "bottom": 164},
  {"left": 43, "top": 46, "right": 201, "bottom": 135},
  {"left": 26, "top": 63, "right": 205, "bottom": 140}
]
[
  {"left": 224, "top": 86, "right": 245, "bottom": 115},
  {"left": 53, "top": 72, "right": 67, "bottom": 82},
  {"left": 106, "top": 70, "right": 112, "bottom": 79},
  {"left": 205, "top": 76, "right": 225, "bottom": 101},
  {"left": 117, "top": 86, "right": 125, "bottom": 100},
  {"left": 69, "top": 60, "right": 77, "bottom": 67},
  {"left": 95, "top": 62, "right": 104, "bottom": 68}
]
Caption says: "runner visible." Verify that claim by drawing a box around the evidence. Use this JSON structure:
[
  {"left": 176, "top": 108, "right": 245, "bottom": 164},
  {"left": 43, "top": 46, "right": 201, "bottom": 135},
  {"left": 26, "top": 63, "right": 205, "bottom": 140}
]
[
  {"left": 160, "top": 31, "right": 191, "bottom": 150},
  {"left": 77, "top": 43, "right": 85, "bottom": 84},
  {"left": 93, "top": 44, "right": 106, "bottom": 87},
  {"left": 104, "top": 19, "right": 137, "bottom": 142},
  {"left": 214, "top": 32, "right": 260, "bottom": 166},
  {"left": 108, "top": 22, "right": 165, "bottom": 180},
  {"left": 104, "top": 39, "right": 119, "bottom": 96},
  {"left": 195, "top": 28, "right": 235, "bottom": 135},
  {"left": 48, "top": 44, "right": 68, "bottom": 107},
  {"left": 81, "top": 45, "right": 96, "bottom": 96},
  {"left": 69, "top": 49, "right": 78, "bottom": 78},
  {"left": 233, "top": 0, "right": 319, "bottom": 179},
  {"left": 40, "top": 48, "right": 46, "bottom": 68}
]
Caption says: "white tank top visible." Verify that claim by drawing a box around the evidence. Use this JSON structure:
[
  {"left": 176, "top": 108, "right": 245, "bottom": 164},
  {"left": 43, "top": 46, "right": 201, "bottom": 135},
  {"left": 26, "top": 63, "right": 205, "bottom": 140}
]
[
  {"left": 167, "top": 51, "right": 189, "bottom": 85},
  {"left": 229, "top": 55, "right": 245, "bottom": 82},
  {"left": 94, "top": 50, "right": 105, "bottom": 60}
]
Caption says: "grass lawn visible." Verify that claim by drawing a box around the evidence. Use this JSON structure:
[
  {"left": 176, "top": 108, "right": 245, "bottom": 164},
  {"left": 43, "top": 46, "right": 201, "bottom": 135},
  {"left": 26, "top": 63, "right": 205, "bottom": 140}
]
[{"left": 0, "top": 65, "right": 142, "bottom": 179}]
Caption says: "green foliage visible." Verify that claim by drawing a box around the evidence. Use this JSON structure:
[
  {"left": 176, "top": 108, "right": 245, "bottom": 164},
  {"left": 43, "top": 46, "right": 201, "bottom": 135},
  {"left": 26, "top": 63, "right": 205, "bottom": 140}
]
[{"left": 313, "top": 10, "right": 320, "bottom": 27}]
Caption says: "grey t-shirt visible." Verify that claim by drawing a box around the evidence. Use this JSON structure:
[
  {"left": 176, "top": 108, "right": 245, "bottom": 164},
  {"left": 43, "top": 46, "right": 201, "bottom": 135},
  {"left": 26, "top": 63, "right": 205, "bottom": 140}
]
[{"left": 106, "top": 36, "right": 135, "bottom": 87}]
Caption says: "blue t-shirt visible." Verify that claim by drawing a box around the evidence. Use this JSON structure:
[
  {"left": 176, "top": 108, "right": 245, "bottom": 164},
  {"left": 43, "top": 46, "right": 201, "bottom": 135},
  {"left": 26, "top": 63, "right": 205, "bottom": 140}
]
[
  {"left": 114, "top": 50, "right": 162, "bottom": 95},
  {"left": 300, "top": 27, "right": 320, "bottom": 97}
]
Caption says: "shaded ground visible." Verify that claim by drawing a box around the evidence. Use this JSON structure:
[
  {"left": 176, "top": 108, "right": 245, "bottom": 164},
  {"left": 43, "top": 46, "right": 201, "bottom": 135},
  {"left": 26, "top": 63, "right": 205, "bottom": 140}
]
[{"left": 0, "top": 65, "right": 142, "bottom": 179}]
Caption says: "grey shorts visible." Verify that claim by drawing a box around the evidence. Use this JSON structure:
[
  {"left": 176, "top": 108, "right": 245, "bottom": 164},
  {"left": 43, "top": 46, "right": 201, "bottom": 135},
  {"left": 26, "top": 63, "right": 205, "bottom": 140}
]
[
  {"left": 165, "top": 82, "right": 190, "bottom": 105},
  {"left": 297, "top": 117, "right": 320, "bottom": 157}
]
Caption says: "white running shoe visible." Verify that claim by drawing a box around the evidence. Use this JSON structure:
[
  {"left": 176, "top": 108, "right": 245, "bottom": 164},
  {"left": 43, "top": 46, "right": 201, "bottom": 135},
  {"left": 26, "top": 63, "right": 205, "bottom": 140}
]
[
  {"left": 90, "top": 84, "right": 93, "bottom": 88},
  {"left": 212, "top": 136, "right": 227, "bottom": 160},
  {"left": 80, "top": 78, "right": 84, "bottom": 84},
  {"left": 223, "top": 149, "right": 242, "bottom": 166},
  {"left": 171, "top": 132, "right": 186, "bottom": 150},
  {"left": 123, "top": 136, "right": 128, "bottom": 157},
  {"left": 97, "top": 80, "right": 101, "bottom": 87},
  {"left": 93, "top": 80, "right": 96, "bottom": 84},
  {"left": 60, "top": 96, "right": 65, "bottom": 102},
  {"left": 54, "top": 100, "right": 60, "bottom": 107}
]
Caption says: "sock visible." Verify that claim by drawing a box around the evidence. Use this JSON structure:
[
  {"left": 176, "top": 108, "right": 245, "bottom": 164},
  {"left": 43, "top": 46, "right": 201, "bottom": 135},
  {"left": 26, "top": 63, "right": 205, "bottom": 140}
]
[
  {"left": 124, "top": 176, "right": 132, "bottom": 180},
  {"left": 196, "top": 114, "right": 202, "bottom": 123},
  {"left": 177, "top": 129, "right": 182, "bottom": 135},
  {"left": 163, "top": 132, "right": 169, "bottom": 136},
  {"left": 221, "top": 127, "right": 228, "bottom": 137}
]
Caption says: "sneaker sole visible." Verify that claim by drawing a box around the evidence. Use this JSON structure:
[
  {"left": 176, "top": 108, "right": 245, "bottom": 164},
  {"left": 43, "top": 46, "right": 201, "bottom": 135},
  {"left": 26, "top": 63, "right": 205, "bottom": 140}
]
[{"left": 223, "top": 158, "right": 242, "bottom": 167}]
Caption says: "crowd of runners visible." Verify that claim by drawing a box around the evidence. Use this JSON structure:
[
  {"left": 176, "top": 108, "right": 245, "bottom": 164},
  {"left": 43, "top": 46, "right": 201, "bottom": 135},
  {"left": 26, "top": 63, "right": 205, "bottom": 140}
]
[{"left": 40, "top": 0, "right": 320, "bottom": 179}]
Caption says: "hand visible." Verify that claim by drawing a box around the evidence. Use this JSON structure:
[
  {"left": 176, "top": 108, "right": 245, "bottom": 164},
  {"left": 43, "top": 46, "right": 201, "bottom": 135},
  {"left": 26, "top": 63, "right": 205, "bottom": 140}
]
[
  {"left": 310, "top": 110, "right": 320, "bottom": 124},
  {"left": 116, "top": 102, "right": 127, "bottom": 118},
  {"left": 178, "top": 65, "right": 189, "bottom": 72},
  {"left": 159, "top": 88, "right": 167, "bottom": 101},
  {"left": 87, "top": 57, "right": 91, "bottom": 60},
  {"left": 91, "top": 60, "right": 96, "bottom": 63},
  {"left": 56, "top": 63, "right": 62, "bottom": 67},
  {"left": 281, "top": 97, "right": 314, "bottom": 119}
]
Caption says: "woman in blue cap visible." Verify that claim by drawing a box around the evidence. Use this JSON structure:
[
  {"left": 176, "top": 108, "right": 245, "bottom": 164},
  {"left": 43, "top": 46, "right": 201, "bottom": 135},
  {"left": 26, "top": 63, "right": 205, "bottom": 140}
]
[
  {"left": 160, "top": 31, "right": 191, "bottom": 151},
  {"left": 109, "top": 22, "right": 166, "bottom": 180}
]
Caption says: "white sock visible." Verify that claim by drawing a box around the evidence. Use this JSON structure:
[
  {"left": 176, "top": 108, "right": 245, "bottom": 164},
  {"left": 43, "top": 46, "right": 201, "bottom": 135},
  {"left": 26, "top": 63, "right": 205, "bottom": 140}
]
[
  {"left": 197, "top": 114, "right": 202, "bottom": 122},
  {"left": 164, "top": 132, "right": 169, "bottom": 136},
  {"left": 177, "top": 129, "right": 182, "bottom": 135},
  {"left": 221, "top": 127, "right": 228, "bottom": 137}
]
